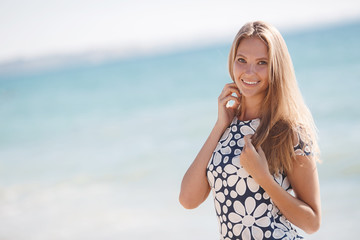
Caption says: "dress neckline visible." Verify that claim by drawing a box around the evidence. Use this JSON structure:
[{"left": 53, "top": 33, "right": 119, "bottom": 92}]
[{"left": 235, "top": 116, "right": 260, "bottom": 123}]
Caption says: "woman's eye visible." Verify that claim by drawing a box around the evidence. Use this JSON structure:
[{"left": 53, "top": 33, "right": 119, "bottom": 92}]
[
  {"left": 259, "top": 61, "right": 268, "bottom": 65},
  {"left": 237, "top": 58, "right": 246, "bottom": 63}
]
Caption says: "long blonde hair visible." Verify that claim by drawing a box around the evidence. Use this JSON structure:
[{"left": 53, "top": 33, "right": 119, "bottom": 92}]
[{"left": 228, "top": 21, "right": 320, "bottom": 174}]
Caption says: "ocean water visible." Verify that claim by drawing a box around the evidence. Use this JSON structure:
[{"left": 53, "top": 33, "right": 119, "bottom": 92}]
[{"left": 1, "top": 21, "right": 360, "bottom": 239}]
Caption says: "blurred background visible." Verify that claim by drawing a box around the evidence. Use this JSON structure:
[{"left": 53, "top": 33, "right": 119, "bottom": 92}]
[{"left": 1, "top": 0, "right": 360, "bottom": 239}]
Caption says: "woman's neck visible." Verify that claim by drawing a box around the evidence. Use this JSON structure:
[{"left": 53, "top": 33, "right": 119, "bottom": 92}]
[{"left": 238, "top": 96, "right": 263, "bottom": 121}]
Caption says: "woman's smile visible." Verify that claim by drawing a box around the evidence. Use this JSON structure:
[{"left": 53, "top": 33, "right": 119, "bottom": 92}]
[{"left": 241, "top": 79, "right": 260, "bottom": 85}]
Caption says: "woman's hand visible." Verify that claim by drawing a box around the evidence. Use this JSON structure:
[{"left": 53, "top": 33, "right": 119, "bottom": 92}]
[
  {"left": 217, "top": 83, "right": 241, "bottom": 128},
  {"left": 240, "top": 135, "right": 321, "bottom": 233},
  {"left": 240, "top": 135, "right": 271, "bottom": 185}
]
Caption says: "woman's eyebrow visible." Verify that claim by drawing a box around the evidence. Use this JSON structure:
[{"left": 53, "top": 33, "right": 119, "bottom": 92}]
[
  {"left": 235, "top": 53, "right": 268, "bottom": 60},
  {"left": 235, "top": 53, "right": 246, "bottom": 57}
]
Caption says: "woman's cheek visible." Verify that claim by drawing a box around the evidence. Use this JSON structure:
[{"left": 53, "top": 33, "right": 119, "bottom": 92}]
[{"left": 233, "top": 63, "right": 244, "bottom": 78}]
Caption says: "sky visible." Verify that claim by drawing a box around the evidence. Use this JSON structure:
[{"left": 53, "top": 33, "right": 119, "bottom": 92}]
[{"left": 0, "top": 0, "right": 360, "bottom": 64}]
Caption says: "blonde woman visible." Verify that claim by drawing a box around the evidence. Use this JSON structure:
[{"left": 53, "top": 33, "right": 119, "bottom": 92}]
[{"left": 179, "top": 21, "right": 321, "bottom": 240}]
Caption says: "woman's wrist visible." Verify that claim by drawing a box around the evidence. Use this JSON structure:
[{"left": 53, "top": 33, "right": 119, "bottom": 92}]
[
  {"left": 214, "top": 122, "right": 227, "bottom": 136},
  {"left": 215, "top": 118, "right": 231, "bottom": 131},
  {"left": 258, "top": 173, "right": 277, "bottom": 193}
]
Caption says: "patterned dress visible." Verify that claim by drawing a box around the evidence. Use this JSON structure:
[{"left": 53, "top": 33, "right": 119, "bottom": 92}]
[{"left": 207, "top": 117, "right": 310, "bottom": 240}]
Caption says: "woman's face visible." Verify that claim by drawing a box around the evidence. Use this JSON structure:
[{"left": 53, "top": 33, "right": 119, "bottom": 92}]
[{"left": 233, "top": 37, "right": 269, "bottom": 101}]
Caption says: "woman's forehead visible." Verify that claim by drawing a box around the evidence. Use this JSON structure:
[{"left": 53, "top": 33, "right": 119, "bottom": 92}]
[{"left": 236, "top": 37, "right": 269, "bottom": 58}]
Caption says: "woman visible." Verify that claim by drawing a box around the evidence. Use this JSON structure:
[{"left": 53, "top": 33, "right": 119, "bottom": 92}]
[{"left": 179, "top": 21, "right": 321, "bottom": 240}]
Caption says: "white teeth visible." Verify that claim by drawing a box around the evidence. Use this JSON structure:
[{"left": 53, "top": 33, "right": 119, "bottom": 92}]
[{"left": 242, "top": 79, "right": 259, "bottom": 85}]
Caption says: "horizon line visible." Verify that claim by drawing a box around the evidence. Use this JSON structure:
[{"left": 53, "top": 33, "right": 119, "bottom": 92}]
[{"left": 0, "top": 19, "right": 359, "bottom": 76}]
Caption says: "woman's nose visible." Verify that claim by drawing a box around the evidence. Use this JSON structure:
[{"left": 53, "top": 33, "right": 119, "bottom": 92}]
[{"left": 245, "top": 64, "right": 256, "bottom": 75}]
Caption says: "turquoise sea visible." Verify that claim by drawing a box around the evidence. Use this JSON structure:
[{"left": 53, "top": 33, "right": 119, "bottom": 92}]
[{"left": 1, "top": 21, "right": 359, "bottom": 239}]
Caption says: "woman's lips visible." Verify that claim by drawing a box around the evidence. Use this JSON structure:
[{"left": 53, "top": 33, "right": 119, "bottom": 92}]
[{"left": 242, "top": 79, "right": 260, "bottom": 85}]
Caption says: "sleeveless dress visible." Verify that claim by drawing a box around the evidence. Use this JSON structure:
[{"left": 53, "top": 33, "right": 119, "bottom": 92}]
[{"left": 207, "top": 117, "right": 310, "bottom": 240}]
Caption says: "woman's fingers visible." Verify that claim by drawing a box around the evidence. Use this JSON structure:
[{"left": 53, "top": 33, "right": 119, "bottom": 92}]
[
  {"left": 219, "top": 84, "right": 241, "bottom": 109},
  {"left": 243, "top": 135, "right": 255, "bottom": 152},
  {"left": 257, "top": 146, "right": 266, "bottom": 159},
  {"left": 220, "top": 83, "right": 241, "bottom": 96},
  {"left": 221, "top": 87, "right": 241, "bottom": 99},
  {"left": 219, "top": 95, "right": 240, "bottom": 106},
  {"left": 216, "top": 82, "right": 241, "bottom": 126}
]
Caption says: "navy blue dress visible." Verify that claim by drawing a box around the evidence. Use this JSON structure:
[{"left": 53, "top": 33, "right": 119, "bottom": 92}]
[{"left": 207, "top": 117, "right": 310, "bottom": 240}]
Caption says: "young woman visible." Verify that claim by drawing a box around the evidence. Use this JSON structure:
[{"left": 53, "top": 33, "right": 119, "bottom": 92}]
[{"left": 179, "top": 21, "right": 321, "bottom": 240}]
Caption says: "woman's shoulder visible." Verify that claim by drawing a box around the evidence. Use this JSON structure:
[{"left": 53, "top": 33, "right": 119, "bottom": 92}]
[{"left": 292, "top": 126, "right": 312, "bottom": 156}]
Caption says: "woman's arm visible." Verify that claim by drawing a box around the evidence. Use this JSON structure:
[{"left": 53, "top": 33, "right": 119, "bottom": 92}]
[
  {"left": 179, "top": 83, "right": 241, "bottom": 209},
  {"left": 240, "top": 135, "right": 321, "bottom": 234},
  {"left": 285, "top": 153, "right": 321, "bottom": 233},
  {"left": 179, "top": 122, "right": 227, "bottom": 209}
]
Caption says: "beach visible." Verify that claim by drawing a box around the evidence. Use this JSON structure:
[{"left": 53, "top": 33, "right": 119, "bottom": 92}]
[{"left": 0, "top": 20, "right": 360, "bottom": 239}]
